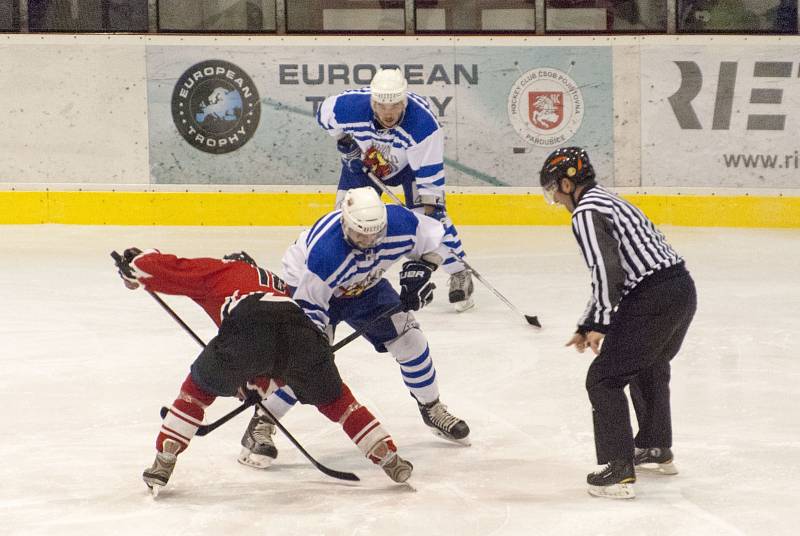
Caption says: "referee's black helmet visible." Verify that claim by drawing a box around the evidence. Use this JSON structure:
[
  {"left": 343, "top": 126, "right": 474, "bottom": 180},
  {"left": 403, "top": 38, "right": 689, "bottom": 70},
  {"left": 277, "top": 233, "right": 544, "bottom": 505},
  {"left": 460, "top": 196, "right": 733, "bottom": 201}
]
[{"left": 539, "top": 147, "right": 595, "bottom": 188}]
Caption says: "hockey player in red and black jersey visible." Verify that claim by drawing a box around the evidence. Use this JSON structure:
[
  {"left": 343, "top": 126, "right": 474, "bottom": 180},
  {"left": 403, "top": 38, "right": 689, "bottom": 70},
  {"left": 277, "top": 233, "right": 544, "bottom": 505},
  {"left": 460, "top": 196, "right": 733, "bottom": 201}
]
[{"left": 113, "top": 247, "right": 413, "bottom": 494}]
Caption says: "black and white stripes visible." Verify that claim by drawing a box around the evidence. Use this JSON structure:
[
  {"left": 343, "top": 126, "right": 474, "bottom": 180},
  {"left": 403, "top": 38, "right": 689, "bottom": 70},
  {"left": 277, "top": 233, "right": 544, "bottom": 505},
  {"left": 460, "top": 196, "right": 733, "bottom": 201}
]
[{"left": 571, "top": 185, "right": 682, "bottom": 332}]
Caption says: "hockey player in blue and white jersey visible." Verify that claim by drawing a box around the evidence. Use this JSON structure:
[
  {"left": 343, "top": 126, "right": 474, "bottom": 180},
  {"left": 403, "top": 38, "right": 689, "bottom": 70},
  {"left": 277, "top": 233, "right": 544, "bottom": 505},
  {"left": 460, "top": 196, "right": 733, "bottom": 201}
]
[
  {"left": 250, "top": 187, "right": 470, "bottom": 458},
  {"left": 315, "top": 67, "right": 475, "bottom": 312}
]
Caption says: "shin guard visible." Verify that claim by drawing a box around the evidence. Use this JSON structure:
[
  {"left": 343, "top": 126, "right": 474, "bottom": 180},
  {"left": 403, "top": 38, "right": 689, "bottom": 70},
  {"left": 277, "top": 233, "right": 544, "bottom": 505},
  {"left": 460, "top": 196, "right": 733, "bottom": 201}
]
[{"left": 157, "top": 374, "right": 216, "bottom": 453}]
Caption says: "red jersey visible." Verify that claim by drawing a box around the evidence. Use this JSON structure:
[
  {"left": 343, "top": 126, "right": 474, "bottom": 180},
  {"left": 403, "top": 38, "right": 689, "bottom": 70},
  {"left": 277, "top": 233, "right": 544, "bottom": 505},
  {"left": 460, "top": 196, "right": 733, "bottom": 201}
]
[{"left": 130, "top": 250, "right": 289, "bottom": 326}]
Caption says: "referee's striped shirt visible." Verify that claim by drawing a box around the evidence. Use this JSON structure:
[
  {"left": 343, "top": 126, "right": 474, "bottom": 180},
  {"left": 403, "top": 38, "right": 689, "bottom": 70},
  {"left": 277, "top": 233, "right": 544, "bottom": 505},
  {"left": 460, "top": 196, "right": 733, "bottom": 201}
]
[{"left": 571, "top": 184, "right": 683, "bottom": 333}]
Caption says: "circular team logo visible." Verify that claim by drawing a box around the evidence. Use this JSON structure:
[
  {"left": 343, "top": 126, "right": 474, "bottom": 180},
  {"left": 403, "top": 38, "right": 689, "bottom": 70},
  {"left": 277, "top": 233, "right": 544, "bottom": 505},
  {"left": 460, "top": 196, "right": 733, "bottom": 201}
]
[
  {"left": 171, "top": 60, "right": 261, "bottom": 154},
  {"left": 507, "top": 67, "right": 584, "bottom": 148}
]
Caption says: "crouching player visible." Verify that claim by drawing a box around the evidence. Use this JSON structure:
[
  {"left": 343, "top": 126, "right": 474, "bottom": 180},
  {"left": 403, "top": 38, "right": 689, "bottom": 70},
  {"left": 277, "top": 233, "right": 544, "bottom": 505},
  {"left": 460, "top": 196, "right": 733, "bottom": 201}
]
[{"left": 113, "top": 248, "right": 413, "bottom": 494}]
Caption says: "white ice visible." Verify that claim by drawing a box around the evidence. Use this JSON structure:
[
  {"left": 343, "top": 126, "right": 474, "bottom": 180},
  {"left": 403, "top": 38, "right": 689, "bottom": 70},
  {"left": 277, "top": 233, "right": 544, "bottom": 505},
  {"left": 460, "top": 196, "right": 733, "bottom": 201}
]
[{"left": 1, "top": 224, "right": 798, "bottom": 536}]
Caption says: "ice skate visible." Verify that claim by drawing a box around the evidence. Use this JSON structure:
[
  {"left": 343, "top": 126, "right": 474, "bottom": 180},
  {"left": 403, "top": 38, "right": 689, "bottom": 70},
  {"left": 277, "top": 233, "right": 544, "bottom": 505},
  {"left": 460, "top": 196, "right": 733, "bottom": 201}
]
[
  {"left": 448, "top": 269, "right": 475, "bottom": 312},
  {"left": 142, "top": 439, "right": 181, "bottom": 496},
  {"left": 634, "top": 447, "right": 678, "bottom": 475},
  {"left": 368, "top": 439, "right": 414, "bottom": 484},
  {"left": 418, "top": 398, "right": 470, "bottom": 445},
  {"left": 238, "top": 411, "right": 278, "bottom": 469},
  {"left": 587, "top": 458, "right": 636, "bottom": 499}
]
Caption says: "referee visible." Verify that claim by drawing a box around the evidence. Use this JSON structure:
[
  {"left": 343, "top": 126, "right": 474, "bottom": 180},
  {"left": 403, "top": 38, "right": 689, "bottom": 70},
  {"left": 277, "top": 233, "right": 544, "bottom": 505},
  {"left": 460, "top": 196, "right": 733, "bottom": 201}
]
[{"left": 539, "top": 147, "right": 697, "bottom": 500}]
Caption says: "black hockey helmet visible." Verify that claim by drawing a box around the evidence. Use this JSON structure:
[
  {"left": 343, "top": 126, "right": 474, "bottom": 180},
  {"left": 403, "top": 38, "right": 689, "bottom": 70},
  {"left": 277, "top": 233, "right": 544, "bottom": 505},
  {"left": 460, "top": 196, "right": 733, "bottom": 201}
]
[{"left": 539, "top": 147, "right": 595, "bottom": 188}]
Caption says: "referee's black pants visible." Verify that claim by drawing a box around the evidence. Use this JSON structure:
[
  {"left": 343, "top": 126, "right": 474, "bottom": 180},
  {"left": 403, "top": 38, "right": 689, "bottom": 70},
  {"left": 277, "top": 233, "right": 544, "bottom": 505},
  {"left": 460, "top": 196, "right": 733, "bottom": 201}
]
[{"left": 585, "top": 263, "right": 697, "bottom": 464}]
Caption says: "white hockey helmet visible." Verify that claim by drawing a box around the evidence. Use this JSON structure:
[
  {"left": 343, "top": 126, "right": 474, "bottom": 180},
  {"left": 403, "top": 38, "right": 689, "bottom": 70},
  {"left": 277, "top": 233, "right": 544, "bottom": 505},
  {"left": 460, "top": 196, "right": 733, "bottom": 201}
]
[
  {"left": 341, "top": 187, "right": 387, "bottom": 250},
  {"left": 370, "top": 68, "right": 408, "bottom": 105}
]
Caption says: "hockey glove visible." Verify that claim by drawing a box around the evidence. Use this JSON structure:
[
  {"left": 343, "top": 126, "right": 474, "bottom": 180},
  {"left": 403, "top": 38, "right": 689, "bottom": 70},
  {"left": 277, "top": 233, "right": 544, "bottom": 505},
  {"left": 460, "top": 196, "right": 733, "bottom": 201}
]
[
  {"left": 113, "top": 247, "right": 142, "bottom": 289},
  {"left": 363, "top": 146, "right": 392, "bottom": 179},
  {"left": 223, "top": 251, "right": 257, "bottom": 266},
  {"left": 236, "top": 377, "right": 273, "bottom": 403},
  {"left": 337, "top": 135, "right": 364, "bottom": 174},
  {"left": 399, "top": 259, "right": 437, "bottom": 311}
]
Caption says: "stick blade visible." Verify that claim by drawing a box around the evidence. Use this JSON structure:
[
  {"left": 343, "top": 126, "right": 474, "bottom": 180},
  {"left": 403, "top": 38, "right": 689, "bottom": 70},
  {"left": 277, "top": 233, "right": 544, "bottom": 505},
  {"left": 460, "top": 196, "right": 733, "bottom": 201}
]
[
  {"left": 316, "top": 464, "right": 360, "bottom": 481},
  {"left": 525, "top": 315, "right": 542, "bottom": 328}
]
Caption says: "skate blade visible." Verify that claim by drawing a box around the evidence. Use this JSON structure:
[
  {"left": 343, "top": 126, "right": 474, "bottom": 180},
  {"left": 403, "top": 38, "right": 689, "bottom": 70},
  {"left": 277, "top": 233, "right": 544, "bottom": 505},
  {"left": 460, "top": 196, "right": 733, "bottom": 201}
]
[
  {"left": 145, "top": 483, "right": 163, "bottom": 498},
  {"left": 237, "top": 448, "right": 275, "bottom": 469},
  {"left": 637, "top": 462, "right": 678, "bottom": 475},
  {"left": 430, "top": 428, "right": 471, "bottom": 446},
  {"left": 588, "top": 483, "right": 635, "bottom": 499},
  {"left": 454, "top": 298, "right": 475, "bottom": 313},
  {"left": 399, "top": 481, "right": 417, "bottom": 492}
]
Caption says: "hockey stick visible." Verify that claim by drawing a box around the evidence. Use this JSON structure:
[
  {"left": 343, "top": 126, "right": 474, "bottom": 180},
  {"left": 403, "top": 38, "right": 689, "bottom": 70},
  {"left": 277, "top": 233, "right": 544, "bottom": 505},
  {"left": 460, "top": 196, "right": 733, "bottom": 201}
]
[
  {"left": 159, "top": 399, "right": 359, "bottom": 481},
  {"left": 254, "top": 400, "right": 359, "bottom": 481},
  {"left": 112, "top": 250, "right": 380, "bottom": 435},
  {"left": 163, "top": 302, "right": 399, "bottom": 437},
  {"left": 164, "top": 305, "right": 402, "bottom": 437},
  {"left": 111, "top": 251, "right": 209, "bottom": 345},
  {"left": 362, "top": 171, "right": 541, "bottom": 327},
  {"left": 148, "top": 289, "right": 208, "bottom": 346},
  {"left": 114, "top": 250, "right": 390, "bottom": 439},
  {"left": 117, "top": 265, "right": 360, "bottom": 482},
  {"left": 159, "top": 401, "right": 253, "bottom": 437},
  {"left": 331, "top": 303, "right": 404, "bottom": 352},
  {"left": 456, "top": 258, "right": 540, "bottom": 327}
]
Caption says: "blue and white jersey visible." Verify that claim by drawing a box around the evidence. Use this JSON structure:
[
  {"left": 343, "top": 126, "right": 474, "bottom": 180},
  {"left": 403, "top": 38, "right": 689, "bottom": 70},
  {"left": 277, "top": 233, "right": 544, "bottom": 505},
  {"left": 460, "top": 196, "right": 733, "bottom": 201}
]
[
  {"left": 316, "top": 89, "right": 446, "bottom": 204},
  {"left": 282, "top": 204, "right": 447, "bottom": 330}
]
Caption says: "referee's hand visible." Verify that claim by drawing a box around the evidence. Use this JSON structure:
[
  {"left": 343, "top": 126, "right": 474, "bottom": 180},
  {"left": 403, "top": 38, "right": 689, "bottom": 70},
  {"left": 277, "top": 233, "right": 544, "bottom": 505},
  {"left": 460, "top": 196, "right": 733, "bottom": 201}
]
[
  {"left": 566, "top": 332, "right": 604, "bottom": 355},
  {"left": 566, "top": 333, "right": 588, "bottom": 353}
]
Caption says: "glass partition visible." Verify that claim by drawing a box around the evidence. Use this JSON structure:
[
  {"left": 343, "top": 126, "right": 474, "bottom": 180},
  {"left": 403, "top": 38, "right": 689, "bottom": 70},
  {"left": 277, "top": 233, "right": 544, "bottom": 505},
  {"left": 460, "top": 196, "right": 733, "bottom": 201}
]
[
  {"left": 416, "top": 1, "right": 536, "bottom": 32},
  {"left": 546, "top": 0, "right": 667, "bottom": 32},
  {"left": 28, "top": 0, "right": 149, "bottom": 31},
  {"left": 286, "top": 0, "right": 406, "bottom": 33},
  {"left": 1, "top": 1, "right": 19, "bottom": 31},
  {"left": 678, "top": 0, "right": 797, "bottom": 33},
  {"left": 159, "top": 0, "right": 277, "bottom": 31},
  {"left": 10, "top": 1, "right": 800, "bottom": 35}
]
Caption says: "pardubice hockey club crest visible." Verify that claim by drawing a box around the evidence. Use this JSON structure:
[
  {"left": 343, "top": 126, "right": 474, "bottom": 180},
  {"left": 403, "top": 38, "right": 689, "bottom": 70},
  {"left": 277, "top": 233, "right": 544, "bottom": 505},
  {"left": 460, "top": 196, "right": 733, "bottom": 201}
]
[
  {"left": 507, "top": 67, "right": 584, "bottom": 148},
  {"left": 171, "top": 60, "right": 261, "bottom": 154}
]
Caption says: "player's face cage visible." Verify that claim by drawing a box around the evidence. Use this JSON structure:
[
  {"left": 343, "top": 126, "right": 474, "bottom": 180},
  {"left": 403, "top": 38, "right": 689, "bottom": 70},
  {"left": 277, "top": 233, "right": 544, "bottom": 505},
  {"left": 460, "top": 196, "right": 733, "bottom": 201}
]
[{"left": 345, "top": 226, "right": 387, "bottom": 250}]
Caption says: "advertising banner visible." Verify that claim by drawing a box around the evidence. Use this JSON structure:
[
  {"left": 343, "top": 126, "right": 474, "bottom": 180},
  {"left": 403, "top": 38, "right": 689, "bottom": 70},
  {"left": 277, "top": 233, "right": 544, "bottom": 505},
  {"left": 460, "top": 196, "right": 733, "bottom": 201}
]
[
  {"left": 641, "top": 44, "right": 800, "bottom": 188},
  {"left": 146, "top": 42, "right": 613, "bottom": 187}
]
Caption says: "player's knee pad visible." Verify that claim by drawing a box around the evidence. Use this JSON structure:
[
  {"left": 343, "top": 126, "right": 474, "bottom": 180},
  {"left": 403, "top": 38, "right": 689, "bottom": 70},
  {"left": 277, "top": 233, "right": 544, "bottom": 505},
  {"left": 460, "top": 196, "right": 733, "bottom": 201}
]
[
  {"left": 384, "top": 326, "right": 428, "bottom": 364},
  {"left": 317, "top": 383, "right": 356, "bottom": 423}
]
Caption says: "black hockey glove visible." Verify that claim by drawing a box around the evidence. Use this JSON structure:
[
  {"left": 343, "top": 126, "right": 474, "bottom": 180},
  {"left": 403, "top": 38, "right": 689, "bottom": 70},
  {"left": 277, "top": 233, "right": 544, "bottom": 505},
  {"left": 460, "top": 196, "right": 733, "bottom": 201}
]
[
  {"left": 223, "top": 251, "right": 257, "bottom": 266},
  {"left": 236, "top": 377, "right": 272, "bottom": 403},
  {"left": 337, "top": 135, "right": 363, "bottom": 174},
  {"left": 399, "top": 259, "right": 437, "bottom": 311},
  {"left": 112, "top": 247, "right": 142, "bottom": 289}
]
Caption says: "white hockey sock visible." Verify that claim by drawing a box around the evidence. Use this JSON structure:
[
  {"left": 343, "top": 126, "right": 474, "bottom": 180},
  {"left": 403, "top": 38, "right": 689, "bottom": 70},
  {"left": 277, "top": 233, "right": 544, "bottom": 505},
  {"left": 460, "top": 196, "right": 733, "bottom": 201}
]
[
  {"left": 259, "top": 385, "right": 297, "bottom": 421},
  {"left": 385, "top": 327, "right": 440, "bottom": 404}
]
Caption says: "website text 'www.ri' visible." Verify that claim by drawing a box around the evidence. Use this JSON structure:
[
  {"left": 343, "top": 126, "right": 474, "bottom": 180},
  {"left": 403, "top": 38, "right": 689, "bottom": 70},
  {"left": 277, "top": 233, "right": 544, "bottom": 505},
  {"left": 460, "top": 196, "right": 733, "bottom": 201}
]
[{"left": 723, "top": 153, "right": 800, "bottom": 169}]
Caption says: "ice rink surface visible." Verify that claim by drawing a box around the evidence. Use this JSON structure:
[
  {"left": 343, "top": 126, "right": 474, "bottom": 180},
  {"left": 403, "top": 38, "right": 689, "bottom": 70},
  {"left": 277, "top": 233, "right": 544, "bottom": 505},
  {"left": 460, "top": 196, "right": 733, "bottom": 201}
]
[{"left": 1, "top": 224, "right": 798, "bottom": 536}]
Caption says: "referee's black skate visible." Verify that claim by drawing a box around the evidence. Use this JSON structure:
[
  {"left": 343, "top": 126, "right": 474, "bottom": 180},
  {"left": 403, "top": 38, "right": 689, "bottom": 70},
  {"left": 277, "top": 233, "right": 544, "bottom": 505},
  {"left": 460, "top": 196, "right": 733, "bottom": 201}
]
[
  {"left": 238, "top": 410, "right": 278, "bottom": 469},
  {"left": 634, "top": 447, "right": 678, "bottom": 475},
  {"left": 587, "top": 459, "right": 636, "bottom": 499},
  {"left": 417, "top": 398, "right": 470, "bottom": 445}
]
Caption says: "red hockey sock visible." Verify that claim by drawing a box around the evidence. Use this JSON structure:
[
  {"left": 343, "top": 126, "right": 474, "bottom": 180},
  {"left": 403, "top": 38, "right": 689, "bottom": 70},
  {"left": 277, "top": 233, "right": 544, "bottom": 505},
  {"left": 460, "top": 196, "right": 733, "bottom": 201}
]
[
  {"left": 317, "top": 383, "right": 394, "bottom": 460},
  {"left": 157, "top": 374, "right": 216, "bottom": 453}
]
